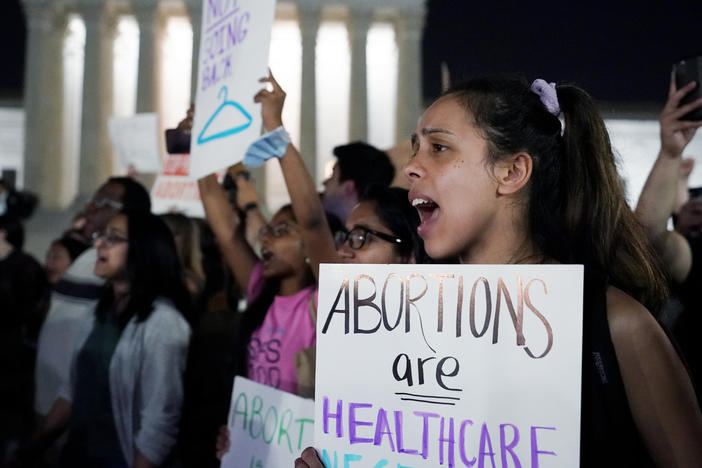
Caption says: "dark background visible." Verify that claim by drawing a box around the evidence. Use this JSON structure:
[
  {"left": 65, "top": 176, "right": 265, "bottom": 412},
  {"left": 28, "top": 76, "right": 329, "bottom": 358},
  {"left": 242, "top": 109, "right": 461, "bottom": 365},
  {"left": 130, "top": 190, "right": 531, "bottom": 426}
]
[
  {"left": 0, "top": 0, "right": 27, "bottom": 101},
  {"left": 423, "top": 0, "right": 702, "bottom": 106},
  {"left": 2, "top": 0, "right": 701, "bottom": 106}
]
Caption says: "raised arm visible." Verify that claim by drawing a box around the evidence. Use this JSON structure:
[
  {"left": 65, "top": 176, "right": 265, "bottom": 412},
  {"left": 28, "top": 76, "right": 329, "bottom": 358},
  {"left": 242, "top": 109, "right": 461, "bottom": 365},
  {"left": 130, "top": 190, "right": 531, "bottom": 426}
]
[
  {"left": 198, "top": 174, "right": 258, "bottom": 292},
  {"left": 607, "top": 287, "right": 702, "bottom": 467},
  {"left": 253, "top": 72, "right": 339, "bottom": 279},
  {"left": 231, "top": 171, "right": 267, "bottom": 249},
  {"left": 635, "top": 78, "right": 702, "bottom": 282}
]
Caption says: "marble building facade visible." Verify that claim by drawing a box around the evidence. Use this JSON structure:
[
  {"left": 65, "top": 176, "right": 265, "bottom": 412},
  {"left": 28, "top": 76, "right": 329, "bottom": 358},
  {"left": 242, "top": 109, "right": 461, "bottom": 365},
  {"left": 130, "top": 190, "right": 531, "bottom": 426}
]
[{"left": 20, "top": 0, "right": 425, "bottom": 209}]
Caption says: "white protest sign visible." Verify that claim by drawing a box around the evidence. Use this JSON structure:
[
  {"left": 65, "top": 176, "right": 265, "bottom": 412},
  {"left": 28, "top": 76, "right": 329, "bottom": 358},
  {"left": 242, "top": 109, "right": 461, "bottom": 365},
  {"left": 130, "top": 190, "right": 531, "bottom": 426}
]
[
  {"left": 107, "top": 113, "right": 162, "bottom": 173},
  {"left": 151, "top": 154, "right": 205, "bottom": 218},
  {"left": 221, "top": 376, "right": 315, "bottom": 468},
  {"left": 314, "top": 264, "right": 583, "bottom": 468},
  {"left": 190, "top": 0, "right": 276, "bottom": 179}
]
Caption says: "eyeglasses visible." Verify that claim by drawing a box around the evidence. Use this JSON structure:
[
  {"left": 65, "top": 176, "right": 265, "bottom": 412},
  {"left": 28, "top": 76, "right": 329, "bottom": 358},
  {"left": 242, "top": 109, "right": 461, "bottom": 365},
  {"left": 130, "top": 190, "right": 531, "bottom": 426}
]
[
  {"left": 89, "top": 197, "right": 123, "bottom": 210},
  {"left": 92, "top": 231, "right": 128, "bottom": 247},
  {"left": 334, "top": 225, "right": 403, "bottom": 250},
  {"left": 258, "top": 222, "right": 294, "bottom": 240}
]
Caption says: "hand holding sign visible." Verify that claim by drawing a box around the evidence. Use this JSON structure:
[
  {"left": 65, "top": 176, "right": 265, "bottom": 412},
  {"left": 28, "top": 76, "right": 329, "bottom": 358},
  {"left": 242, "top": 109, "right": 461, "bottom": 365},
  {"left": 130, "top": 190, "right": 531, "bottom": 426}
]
[
  {"left": 216, "top": 425, "right": 230, "bottom": 461},
  {"left": 294, "top": 447, "right": 324, "bottom": 468}
]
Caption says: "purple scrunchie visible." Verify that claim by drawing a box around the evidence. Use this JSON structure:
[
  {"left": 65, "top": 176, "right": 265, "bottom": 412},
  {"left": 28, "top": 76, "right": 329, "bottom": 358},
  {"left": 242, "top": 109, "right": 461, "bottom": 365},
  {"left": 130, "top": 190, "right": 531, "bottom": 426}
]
[{"left": 530, "top": 79, "right": 560, "bottom": 116}]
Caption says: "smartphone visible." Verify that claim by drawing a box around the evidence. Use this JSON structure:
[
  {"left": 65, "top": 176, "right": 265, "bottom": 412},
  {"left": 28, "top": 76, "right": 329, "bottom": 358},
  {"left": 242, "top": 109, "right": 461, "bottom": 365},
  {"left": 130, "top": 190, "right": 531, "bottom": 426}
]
[
  {"left": 165, "top": 128, "right": 191, "bottom": 154},
  {"left": 673, "top": 55, "right": 702, "bottom": 121},
  {"left": 689, "top": 186, "right": 702, "bottom": 200}
]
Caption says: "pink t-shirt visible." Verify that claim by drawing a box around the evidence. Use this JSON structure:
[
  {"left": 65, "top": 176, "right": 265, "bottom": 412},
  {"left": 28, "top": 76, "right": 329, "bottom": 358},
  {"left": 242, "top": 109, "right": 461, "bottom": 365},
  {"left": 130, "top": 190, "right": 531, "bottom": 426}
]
[{"left": 246, "top": 263, "right": 317, "bottom": 395}]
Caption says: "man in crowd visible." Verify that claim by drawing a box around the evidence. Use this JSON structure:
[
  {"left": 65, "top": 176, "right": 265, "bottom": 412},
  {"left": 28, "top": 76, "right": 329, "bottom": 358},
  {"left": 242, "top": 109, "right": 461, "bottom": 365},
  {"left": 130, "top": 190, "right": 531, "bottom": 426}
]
[
  {"left": 233, "top": 141, "right": 395, "bottom": 247},
  {"left": 322, "top": 142, "right": 395, "bottom": 223}
]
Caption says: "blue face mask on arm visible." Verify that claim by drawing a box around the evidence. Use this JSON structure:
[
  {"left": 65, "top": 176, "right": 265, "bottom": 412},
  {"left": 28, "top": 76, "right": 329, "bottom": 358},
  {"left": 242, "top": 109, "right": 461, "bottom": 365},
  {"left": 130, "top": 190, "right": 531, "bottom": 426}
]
[{"left": 242, "top": 126, "right": 292, "bottom": 168}]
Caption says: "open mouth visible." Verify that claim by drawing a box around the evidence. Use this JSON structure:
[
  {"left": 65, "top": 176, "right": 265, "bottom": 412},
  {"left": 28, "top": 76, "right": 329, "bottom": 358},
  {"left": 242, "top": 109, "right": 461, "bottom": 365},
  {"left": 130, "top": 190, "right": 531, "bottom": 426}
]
[{"left": 410, "top": 195, "right": 440, "bottom": 236}]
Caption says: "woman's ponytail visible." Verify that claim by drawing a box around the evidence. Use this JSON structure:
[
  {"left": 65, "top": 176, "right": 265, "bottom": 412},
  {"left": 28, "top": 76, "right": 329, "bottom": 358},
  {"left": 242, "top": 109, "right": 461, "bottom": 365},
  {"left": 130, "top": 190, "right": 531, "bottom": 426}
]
[
  {"left": 558, "top": 85, "right": 668, "bottom": 312},
  {"left": 447, "top": 77, "right": 667, "bottom": 312}
]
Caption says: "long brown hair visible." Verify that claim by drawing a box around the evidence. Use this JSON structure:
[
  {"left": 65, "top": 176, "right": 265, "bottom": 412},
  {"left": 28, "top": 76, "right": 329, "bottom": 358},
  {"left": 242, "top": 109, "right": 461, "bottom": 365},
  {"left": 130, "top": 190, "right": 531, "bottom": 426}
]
[{"left": 445, "top": 77, "right": 667, "bottom": 312}]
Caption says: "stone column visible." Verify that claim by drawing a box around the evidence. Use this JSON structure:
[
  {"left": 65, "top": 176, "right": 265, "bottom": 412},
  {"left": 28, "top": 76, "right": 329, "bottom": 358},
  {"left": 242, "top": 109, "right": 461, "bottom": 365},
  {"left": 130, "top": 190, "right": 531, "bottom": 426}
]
[
  {"left": 21, "top": 0, "right": 50, "bottom": 199},
  {"left": 184, "top": 0, "right": 202, "bottom": 102},
  {"left": 298, "top": 1, "right": 320, "bottom": 175},
  {"left": 78, "top": 0, "right": 116, "bottom": 199},
  {"left": 134, "top": 0, "right": 163, "bottom": 114},
  {"left": 394, "top": 7, "right": 425, "bottom": 143},
  {"left": 21, "top": 0, "right": 68, "bottom": 208},
  {"left": 347, "top": 5, "right": 372, "bottom": 141}
]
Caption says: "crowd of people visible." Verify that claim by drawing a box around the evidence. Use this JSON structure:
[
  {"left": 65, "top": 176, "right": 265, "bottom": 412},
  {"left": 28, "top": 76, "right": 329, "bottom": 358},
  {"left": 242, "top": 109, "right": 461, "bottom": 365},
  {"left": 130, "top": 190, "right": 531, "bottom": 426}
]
[{"left": 1, "top": 71, "right": 702, "bottom": 467}]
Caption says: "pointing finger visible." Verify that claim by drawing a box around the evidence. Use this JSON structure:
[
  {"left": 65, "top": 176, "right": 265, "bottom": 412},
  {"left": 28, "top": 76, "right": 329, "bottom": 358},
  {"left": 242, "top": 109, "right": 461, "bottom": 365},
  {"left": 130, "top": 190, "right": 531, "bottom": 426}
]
[{"left": 268, "top": 69, "right": 282, "bottom": 92}]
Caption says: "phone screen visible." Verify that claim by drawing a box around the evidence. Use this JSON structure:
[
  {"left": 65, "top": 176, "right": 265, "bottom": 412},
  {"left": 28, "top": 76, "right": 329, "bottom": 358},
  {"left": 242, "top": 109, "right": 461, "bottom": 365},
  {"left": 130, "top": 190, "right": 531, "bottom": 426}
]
[
  {"left": 674, "top": 56, "right": 702, "bottom": 121},
  {"left": 688, "top": 186, "right": 702, "bottom": 200}
]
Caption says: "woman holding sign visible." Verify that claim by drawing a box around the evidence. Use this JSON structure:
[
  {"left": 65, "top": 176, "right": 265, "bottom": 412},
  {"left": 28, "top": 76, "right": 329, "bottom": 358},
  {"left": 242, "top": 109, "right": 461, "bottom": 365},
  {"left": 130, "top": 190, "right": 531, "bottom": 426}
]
[
  {"left": 199, "top": 174, "right": 320, "bottom": 397},
  {"left": 295, "top": 78, "right": 702, "bottom": 467},
  {"left": 215, "top": 73, "right": 431, "bottom": 460},
  {"left": 402, "top": 77, "right": 702, "bottom": 466}
]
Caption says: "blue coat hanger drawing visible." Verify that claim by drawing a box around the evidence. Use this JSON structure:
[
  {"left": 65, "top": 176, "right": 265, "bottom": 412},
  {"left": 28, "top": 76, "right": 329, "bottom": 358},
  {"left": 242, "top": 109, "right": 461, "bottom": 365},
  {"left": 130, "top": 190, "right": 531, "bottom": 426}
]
[{"left": 197, "top": 85, "right": 253, "bottom": 145}]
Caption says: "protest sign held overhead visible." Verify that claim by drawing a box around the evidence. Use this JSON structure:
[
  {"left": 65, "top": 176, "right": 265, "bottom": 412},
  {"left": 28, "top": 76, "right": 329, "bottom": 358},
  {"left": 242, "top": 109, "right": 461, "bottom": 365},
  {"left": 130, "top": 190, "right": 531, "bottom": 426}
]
[
  {"left": 314, "top": 263, "right": 584, "bottom": 468},
  {"left": 108, "top": 113, "right": 162, "bottom": 173},
  {"left": 151, "top": 154, "right": 206, "bottom": 218},
  {"left": 190, "top": 0, "right": 276, "bottom": 179},
  {"left": 221, "top": 377, "right": 315, "bottom": 468}
]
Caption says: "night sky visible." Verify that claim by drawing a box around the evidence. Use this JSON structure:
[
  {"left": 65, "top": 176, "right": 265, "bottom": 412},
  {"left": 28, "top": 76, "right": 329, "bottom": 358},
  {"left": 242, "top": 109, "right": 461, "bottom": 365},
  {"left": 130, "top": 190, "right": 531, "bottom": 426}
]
[
  {"left": 2, "top": 0, "right": 701, "bottom": 106},
  {"left": 0, "top": 0, "right": 26, "bottom": 100},
  {"left": 423, "top": 0, "right": 702, "bottom": 104}
]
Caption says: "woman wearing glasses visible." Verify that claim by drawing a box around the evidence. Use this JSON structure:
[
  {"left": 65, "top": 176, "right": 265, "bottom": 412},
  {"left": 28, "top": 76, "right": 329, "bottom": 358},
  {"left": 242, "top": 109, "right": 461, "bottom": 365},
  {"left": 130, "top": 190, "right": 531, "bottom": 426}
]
[
  {"left": 252, "top": 71, "right": 429, "bottom": 273},
  {"left": 19, "top": 211, "right": 191, "bottom": 468},
  {"left": 334, "top": 184, "right": 429, "bottom": 265},
  {"left": 214, "top": 72, "right": 431, "bottom": 460},
  {"left": 198, "top": 174, "right": 322, "bottom": 398}
]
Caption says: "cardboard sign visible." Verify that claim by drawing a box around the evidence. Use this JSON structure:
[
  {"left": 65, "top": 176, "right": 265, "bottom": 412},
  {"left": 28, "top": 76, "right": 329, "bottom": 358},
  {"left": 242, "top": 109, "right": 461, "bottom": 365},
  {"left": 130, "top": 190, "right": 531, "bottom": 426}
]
[
  {"left": 107, "top": 113, "right": 162, "bottom": 173},
  {"left": 150, "top": 154, "right": 205, "bottom": 218},
  {"left": 221, "top": 376, "right": 315, "bottom": 468},
  {"left": 314, "top": 264, "right": 583, "bottom": 468},
  {"left": 190, "top": 0, "right": 276, "bottom": 179}
]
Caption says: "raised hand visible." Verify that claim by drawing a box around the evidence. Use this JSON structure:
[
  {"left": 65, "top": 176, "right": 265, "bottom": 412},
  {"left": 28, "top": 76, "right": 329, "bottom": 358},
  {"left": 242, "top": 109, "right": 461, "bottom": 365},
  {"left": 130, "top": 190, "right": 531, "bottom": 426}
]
[
  {"left": 254, "top": 69, "right": 286, "bottom": 132},
  {"left": 660, "top": 75, "right": 702, "bottom": 158},
  {"left": 215, "top": 425, "right": 231, "bottom": 460}
]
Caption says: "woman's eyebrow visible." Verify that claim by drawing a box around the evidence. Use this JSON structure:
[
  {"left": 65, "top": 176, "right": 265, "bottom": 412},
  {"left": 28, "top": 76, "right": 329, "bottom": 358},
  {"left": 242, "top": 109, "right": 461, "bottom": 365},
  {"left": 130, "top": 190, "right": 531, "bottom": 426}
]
[
  {"left": 421, "top": 127, "right": 455, "bottom": 136},
  {"left": 351, "top": 224, "right": 375, "bottom": 233}
]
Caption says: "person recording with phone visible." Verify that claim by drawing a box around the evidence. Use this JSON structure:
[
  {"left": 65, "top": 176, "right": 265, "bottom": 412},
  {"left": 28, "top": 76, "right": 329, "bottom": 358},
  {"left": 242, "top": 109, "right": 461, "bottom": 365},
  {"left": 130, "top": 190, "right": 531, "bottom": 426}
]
[{"left": 636, "top": 67, "right": 702, "bottom": 405}]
